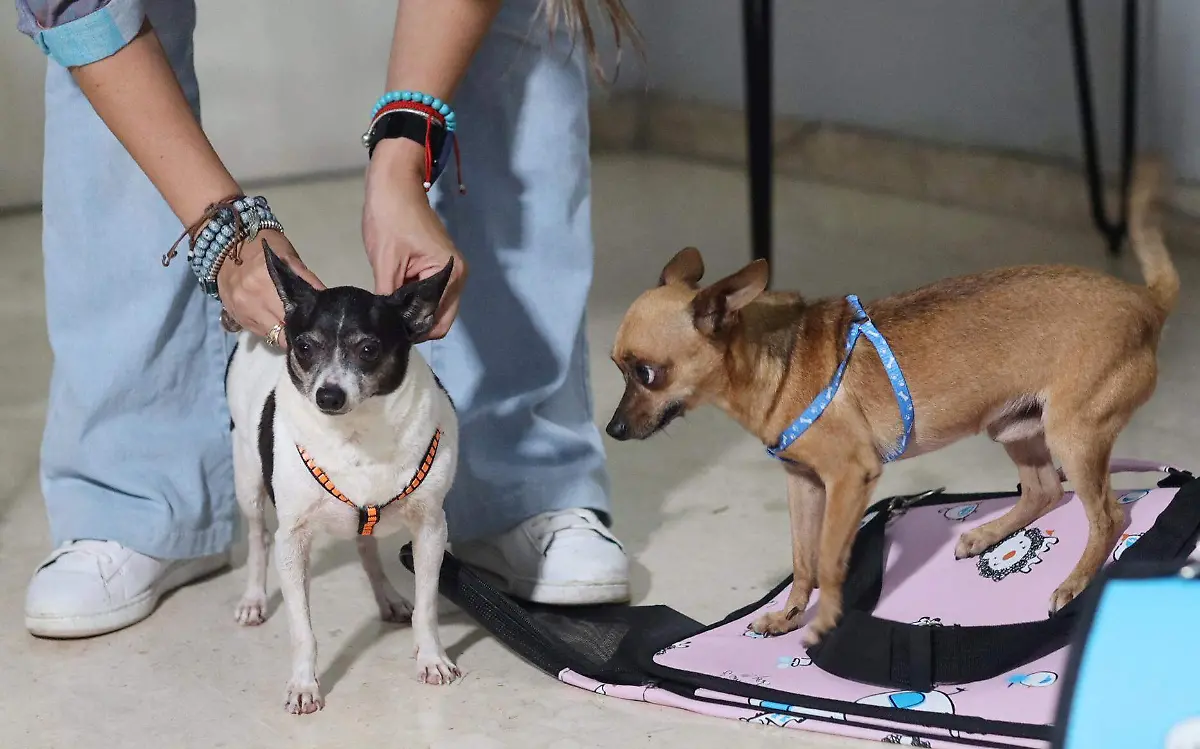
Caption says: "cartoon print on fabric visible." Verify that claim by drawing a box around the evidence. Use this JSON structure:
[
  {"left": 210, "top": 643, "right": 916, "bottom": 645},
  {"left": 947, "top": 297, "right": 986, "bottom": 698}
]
[
  {"left": 592, "top": 682, "right": 654, "bottom": 701},
  {"left": 912, "top": 617, "right": 945, "bottom": 627},
  {"left": 654, "top": 640, "right": 691, "bottom": 656},
  {"left": 856, "top": 689, "right": 964, "bottom": 738},
  {"left": 1112, "top": 533, "right": 1142, "bottom": 562},
  {"left": 882, "top": 735, "right": 933, "bottom": 747},
  {"left": 743, "top": 712, "right": 804, "bottom": 728},
  {"left": 977, "top": 527, "right": 1058, "bottom": 581},
  {"left": 1166, "top": 716, "right": 1200, "bottom": 749},
  {"left": 743, "top": 628, "right": 768, "bottom": 639},
  {"left": 1006, "top": 671, "right": 1058, "bottom": 688},
  {"left": 777, "top": 655, "right": 813, "bottom": 669},
  {"left": 743, "top": 699, "right": 846, "bottom": 725},
  {"left": 722, "top": 669, "right": 771, "bottom": 687},
  {"left": 1117, "top": 489, "right": 1150, "bottom": 505},
  {"left": 941, "top": 504, "right": 979, "bottom": 522}
]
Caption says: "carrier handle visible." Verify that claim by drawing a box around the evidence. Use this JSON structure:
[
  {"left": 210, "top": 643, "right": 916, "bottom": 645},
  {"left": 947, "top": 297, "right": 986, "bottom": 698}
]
[
  {"left": 1100, "top": 457, "right": 1189, "bottom": 478},
  {"left": 1051, "top": 458, "right": 1193, "bottom": 487},
  {"left": 807, "top": 470, "right": 1200, "bottom": 693}
]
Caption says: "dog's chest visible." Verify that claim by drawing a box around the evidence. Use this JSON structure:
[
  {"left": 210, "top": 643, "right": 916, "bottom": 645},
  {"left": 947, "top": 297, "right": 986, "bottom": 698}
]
[
  {"left": 278, "top": 428, "right": 452, "bottom": 538},
  {"left": 314, "top": 451, "right": 410, "bottom": 502}
]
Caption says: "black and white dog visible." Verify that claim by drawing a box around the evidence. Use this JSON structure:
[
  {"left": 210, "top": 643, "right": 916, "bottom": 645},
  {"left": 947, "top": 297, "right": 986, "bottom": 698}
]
[{"left": 226, "top": 242, "right": 460, "bottom": 714}]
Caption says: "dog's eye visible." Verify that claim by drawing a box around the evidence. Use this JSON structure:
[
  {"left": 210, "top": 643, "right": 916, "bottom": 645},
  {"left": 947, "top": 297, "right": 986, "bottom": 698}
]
[
  {"left": 291, "top": 337, "right": 317, "bottom": 368},
  {"left": 635, "top": 364, "right": 658, "bottom": 387},
  {"left": 359, "top": 342, "right": 380, "bottom": 362}
]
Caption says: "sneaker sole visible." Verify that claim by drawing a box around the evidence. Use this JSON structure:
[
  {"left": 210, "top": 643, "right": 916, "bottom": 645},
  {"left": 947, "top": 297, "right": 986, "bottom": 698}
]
[
  {"left": 511, "top": 578, "right": 630, "bottom": 606},
  {"left": 25, "top": 553, "right": 230, "bottom": 639}
]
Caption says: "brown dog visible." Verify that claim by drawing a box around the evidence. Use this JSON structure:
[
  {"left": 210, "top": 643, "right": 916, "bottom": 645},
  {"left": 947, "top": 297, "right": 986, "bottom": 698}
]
[{"left": 607, "top": 158, "right": 1178, "bottom": 646}]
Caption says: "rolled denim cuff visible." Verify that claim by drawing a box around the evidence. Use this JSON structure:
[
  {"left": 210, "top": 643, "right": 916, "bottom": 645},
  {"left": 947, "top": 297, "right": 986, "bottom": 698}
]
[{"left": 20, "top": 0, "right": 145, "bottom": 68}]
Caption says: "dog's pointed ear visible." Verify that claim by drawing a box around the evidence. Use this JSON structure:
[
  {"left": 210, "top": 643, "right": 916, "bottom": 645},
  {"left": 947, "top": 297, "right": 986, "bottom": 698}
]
[
  {"left": 659, "top": 247, "right": 705, "bottom": 288},
  {"left": 263, "top": 239, "right": 317, "bottom": 314},
  {"left": 690, "top": 259, "right": 769, "bottom": 335},
  {"left": 386, "top": 258, "right": 454, "bottom": 339}
]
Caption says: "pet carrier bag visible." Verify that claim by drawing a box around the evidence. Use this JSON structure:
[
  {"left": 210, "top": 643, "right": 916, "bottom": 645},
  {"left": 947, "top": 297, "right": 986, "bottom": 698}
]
[{"left": 402, "top": 459, "right": 1200, "bottom": 748}]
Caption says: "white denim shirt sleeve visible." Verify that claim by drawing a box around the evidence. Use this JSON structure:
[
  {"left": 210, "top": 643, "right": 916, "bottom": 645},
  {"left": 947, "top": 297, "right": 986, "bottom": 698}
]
[{"left": 15, "top": 0, "right": 146, "bottom": 68}]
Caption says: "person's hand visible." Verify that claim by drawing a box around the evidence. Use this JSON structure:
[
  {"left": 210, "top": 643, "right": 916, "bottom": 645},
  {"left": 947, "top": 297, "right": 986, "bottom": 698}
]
[
  {"left": 362, "top": 138, "right": 468, "bottom": 341},
  {"left": 217, "top": 229, "right": 324, "bottom": 342}
]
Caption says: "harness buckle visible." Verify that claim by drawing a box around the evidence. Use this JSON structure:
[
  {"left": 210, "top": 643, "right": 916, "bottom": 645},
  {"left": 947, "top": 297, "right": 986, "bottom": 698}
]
[{"left": 886, "top": 488, "right": 945, "bottom": 521}]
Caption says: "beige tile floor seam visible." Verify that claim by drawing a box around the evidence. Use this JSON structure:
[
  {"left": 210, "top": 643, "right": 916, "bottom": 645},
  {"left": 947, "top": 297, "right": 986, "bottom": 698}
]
[{"left": 1, "top": 154, "right": 1196, "bottom": 748}]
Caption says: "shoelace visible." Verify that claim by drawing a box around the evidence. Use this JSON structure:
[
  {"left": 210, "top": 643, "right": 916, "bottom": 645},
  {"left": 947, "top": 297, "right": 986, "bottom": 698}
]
[
  {"left": 530, "top": 511, "right": 622, "bottom": 556},
  {"left": 40, "top": 540, "right": 120, "bottom": 571}
]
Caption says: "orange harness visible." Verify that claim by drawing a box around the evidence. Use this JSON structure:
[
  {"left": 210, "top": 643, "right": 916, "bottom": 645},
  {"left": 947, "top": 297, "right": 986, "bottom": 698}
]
[{"left": 296, "top": 429, "right": 442, "bottom": 536}]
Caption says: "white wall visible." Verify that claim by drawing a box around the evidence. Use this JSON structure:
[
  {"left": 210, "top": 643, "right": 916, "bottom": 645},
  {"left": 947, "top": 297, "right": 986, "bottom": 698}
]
[
  {"left": 4, "top": 0, "right": 1200, "bottom": 209},
  {"left": 628, "top": 0, "right": 1200, "bottom": 182},
  {"left": 636, "top": 0, "right": 1136, "bottom": 160},
  {"left": 0, "top": 0, "right": 49, "bottom": 208},
  {"left": 1155, "top": 1, "right": 1200, "bottom": 181},
  {"left": 193, "top": 1, "right": 397, "bottom": 190}
]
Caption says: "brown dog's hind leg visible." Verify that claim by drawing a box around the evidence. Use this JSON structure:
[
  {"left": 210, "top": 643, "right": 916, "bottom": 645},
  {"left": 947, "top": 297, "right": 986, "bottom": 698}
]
[
  {"left": 955, "top": 434, "right": 1063, "bottom": 560},
  {"left": 1043, "top": 353, "right": 1155, "bottom": 612},
  {"left": 1045, "top": 426, "right": 1124, "bottom": 612},
  {"left": 751, "top": 469, "right": 826, "bottom": 636},
  {"left": 802, "top": 464, "right": 879, "bottom": 648}
]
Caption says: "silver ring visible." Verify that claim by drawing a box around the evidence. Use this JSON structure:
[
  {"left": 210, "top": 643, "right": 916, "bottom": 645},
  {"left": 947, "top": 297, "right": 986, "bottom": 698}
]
[{"left": 265, "top": 322, "right": 284, "bottom": 348}]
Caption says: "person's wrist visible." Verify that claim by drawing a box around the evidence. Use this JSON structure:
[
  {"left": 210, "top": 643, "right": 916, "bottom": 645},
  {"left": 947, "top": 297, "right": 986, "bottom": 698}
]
[{"left": 370, "top": 137, "right": 429, "bottom": 184}]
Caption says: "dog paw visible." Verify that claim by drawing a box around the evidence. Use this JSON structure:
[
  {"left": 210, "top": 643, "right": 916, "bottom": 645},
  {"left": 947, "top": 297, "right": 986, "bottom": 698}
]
[
  {"left": 801, "top": 615, "right": 839, "bottom": 648},
  {"left": 954, "top": 529, "right": 994, "bottom": 560},
  {"left": 415, "top": 648, "right": 461, "bottom": 686},
  {"left": 749, "top": 610, "right": 802, "bottom": 637},
  {"left": 234, "top": 595, "right": 267, "bottom": 626},
  {"left": 1049, "top": 576, "right": 1089, "bottom": 613},
  {"left": 284, "top": 680, "right": 324, "bottom": 715},
  {"left": 377, "top": 594, "right": 414, "bottom": 624}
]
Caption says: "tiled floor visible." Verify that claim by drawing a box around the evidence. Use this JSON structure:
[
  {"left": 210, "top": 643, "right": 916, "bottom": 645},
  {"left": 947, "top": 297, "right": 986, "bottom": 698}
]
[{"left": 0, "top": 154, "right": 1195, "bottom": 748}]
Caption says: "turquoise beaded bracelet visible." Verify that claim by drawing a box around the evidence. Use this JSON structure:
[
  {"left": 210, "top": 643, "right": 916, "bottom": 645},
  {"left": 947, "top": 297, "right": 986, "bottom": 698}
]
[
  {"left": 186, "top": 196, "right": 282, "bottom": 299},
  {"left": 372, "top": 90, "right": 456, "bottom": 132}
]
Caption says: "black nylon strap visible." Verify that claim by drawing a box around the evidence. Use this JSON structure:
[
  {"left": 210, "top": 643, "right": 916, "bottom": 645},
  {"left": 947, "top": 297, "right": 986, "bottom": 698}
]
[
  {"left": 807, "top": 478, "right": 1200, "bottom": 691},
  {"left": 366, "top": 110, "right": 450, "bottom": 180},
  {"left": 909, "top": 623, "right": 933, "bottom": 691}
]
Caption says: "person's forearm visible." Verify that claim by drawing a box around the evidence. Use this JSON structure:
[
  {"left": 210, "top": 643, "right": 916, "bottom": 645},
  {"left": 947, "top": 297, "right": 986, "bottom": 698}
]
[
  {"left": 71, "top": 22, "right": 240, "bottom": 226},
  {"left": 372, "top": 0, "right": 502, "bottom": 173},
  {"left": 386, "top": 0, "right": 501, "bottom": 100}
]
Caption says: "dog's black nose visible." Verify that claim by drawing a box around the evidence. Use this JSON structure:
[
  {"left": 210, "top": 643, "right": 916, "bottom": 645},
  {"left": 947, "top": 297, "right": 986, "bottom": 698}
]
[
  {"left": 606, "top": 417, "right": 629, "bottom": 441},
  {"left": 315, "top": 385, "right": 346, "bottom": 412}
]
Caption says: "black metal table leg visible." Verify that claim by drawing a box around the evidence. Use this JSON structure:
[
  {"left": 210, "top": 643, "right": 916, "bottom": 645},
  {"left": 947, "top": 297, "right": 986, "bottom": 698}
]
[
  {"left": 742, "top": 0, "right": 773, "bottom": 272},
  {"left": 1067, "top": 0, "right": 1139, "bottom": 255}
]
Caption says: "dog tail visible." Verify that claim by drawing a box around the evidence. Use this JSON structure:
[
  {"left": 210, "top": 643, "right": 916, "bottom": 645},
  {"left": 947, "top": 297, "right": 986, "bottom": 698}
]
[{"left": 1128, "top": 155, "right": 1180, "bottom": 317}]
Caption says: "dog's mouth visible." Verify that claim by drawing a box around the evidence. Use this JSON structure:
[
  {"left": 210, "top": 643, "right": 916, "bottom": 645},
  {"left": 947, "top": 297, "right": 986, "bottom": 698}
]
[{"left": 651, "top": 401, "right": 685, "bottom": 434}]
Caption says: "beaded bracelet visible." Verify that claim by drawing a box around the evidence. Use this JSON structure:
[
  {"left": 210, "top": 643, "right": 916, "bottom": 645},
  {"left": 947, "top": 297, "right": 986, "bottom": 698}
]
[
  {"left": 371, "top": 90, "right": 456, "bottom": 131},
  {"left": 363, "top": 90, "right": 465, "bottom": 194},
  {"left": 162, "top": 195, "right": 284, "bottom": 299}
]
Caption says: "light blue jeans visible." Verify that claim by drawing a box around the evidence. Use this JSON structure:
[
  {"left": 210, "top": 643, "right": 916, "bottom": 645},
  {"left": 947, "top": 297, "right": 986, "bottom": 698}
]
[{"left": 39, "top": 0, "right": 610, "bottom": 558}]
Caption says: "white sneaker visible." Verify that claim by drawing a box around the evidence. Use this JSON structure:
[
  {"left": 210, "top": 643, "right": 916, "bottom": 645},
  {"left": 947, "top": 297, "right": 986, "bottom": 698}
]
[
  {"left": 454, "top": 509, "right": 630, "bottom": 605},
  {"left": 25, "top": 540, "right": 229, "bottom": 638}
]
